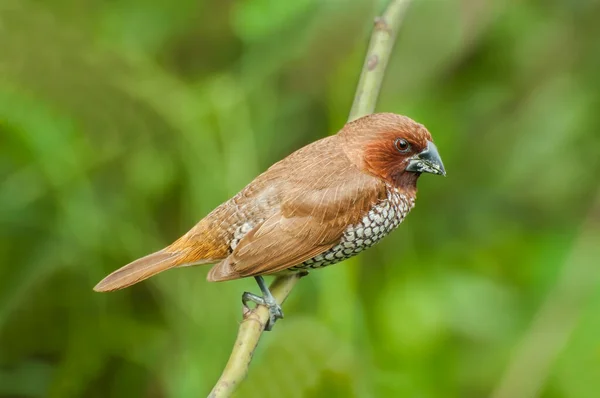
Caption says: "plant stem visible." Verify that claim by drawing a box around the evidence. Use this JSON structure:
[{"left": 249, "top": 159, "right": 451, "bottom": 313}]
[
  {"left": 349, "top": 0, "right": 412, "bottom": 120},
  {"left": 208, "top": 1, "right": 413, "bottom": 396},
  {"left": 208, "top": 274, "right": 300, "bottom": 398}
]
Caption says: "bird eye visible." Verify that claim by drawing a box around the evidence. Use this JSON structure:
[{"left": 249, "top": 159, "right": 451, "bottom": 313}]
[{"left": 394, "top": 138, "right": 411, "bottom": 153}]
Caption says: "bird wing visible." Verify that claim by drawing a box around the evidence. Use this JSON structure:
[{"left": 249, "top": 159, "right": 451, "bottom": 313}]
[{"left": 207, "top": 143, "right": 386, "bottom": 281}]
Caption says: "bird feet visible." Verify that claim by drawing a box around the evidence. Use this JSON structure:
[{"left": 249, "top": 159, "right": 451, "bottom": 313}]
[{"left": 242, "top": 291, "right": 284, "bottom": 331}]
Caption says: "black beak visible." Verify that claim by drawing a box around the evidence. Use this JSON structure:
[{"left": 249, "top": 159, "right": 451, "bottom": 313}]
[{"left": 406, "top": 141, "right": 446, "bottom": 176}]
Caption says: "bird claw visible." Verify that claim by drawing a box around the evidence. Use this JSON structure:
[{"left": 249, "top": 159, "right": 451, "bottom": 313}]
[
  {"left": 264, "top": 297, "right": 284, "bottom": 331},
  {"left": 242, "top": 291, "right": 284, "bottom": 331}
]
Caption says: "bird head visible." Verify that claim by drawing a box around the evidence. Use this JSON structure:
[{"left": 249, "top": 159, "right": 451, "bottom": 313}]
[{"left": 339, "top": 113, "right": 445, "bottom": 191}]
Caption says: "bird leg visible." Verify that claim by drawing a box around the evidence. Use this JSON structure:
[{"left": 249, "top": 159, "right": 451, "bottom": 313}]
[{"left": 242, "top": 276, "right": 284, "bottom": 331}]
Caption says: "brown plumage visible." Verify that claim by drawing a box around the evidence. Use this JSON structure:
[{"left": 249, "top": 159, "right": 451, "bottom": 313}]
[{"left": 94, "top": 113, "right": 445, "bottom": 293}]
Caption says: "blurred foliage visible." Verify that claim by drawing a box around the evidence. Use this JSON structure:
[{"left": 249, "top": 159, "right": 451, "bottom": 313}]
[{"left": 1, "top": 0, "right": 600, "bottom": 397}]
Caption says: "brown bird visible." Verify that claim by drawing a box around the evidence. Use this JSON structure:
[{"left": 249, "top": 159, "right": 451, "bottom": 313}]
[{"left": 94, "top": 113, "right": 445, "bottom": 329}]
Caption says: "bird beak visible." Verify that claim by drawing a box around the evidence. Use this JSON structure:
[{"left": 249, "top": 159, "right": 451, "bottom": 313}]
[{"left": 406, "top": 141, "right": 446, "bottom": 176}]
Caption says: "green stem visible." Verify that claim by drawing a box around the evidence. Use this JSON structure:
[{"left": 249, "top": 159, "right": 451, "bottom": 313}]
[
  {"left": 208, "top": 1, "right": 413, "bottom": 396},
  {"left": 349, "top": 0, "right": 412, "bottom": 120}
]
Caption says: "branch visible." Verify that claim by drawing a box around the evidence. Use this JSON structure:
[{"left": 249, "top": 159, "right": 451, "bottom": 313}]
[
  {"left": 349, "top": 0, "right": 412, "bottom": 120},
  {"left": 208, "top": 1, "right": 412, "bottom": 396},
  {"left": 208, "top": 274, "right": 301, "bottom": 398}
]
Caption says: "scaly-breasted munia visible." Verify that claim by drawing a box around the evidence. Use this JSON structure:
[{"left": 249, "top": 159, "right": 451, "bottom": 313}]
[{"left": 95, "top": 113, "right": 445, "bottom": 329}]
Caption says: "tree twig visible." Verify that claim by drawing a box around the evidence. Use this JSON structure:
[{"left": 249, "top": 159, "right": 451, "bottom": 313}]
[
  {"left": 208, "top": 274, "right": 301, "bottom": 398},
  {"left": 349, "top": 0, "right": 412, "bottom": 120},
  {"left": 208, "top": 1, "right": 413, "bottom": 396}
]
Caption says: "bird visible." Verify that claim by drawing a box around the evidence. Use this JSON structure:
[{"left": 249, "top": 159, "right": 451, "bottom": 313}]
[{"left": 94, "top": 112, "right": 445, "bottom": 330}]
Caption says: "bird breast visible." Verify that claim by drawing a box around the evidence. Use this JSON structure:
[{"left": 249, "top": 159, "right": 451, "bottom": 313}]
[{"left": 291, "top": 186, "right": 415, "bottom": 271}]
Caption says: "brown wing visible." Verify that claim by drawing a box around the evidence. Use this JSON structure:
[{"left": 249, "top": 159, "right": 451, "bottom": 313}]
[{"left": 207, "top": 138, "right": 386, "bottom": 281}]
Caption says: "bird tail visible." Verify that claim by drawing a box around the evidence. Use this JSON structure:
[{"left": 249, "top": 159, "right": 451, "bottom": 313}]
[{"left": 93, "top": 249, "right": 202, "bottom": 292}]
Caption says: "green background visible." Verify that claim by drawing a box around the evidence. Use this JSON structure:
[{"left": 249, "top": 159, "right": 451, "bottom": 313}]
[{"left": 1, "top": 0, "right": 600, "bottom": 397}]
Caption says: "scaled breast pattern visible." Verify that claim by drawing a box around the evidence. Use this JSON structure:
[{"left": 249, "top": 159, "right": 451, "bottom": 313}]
[{"left": 290, "top": 186, "right": 415, "bottom": 271}]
